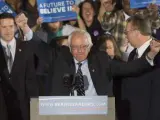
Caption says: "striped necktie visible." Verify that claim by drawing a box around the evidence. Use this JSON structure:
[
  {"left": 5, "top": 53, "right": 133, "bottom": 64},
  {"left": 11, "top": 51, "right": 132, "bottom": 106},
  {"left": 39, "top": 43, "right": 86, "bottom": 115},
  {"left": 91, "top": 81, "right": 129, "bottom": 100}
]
[{"left": 76, "top": 62, "right": 85, "bottom": 96}]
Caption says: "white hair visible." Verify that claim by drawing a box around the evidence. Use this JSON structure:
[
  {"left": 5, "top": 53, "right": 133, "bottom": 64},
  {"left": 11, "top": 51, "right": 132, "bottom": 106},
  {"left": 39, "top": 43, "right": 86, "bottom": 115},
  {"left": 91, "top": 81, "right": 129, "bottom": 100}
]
[{"left": 68, "top": 29, "right": 93, "bottom": 50}]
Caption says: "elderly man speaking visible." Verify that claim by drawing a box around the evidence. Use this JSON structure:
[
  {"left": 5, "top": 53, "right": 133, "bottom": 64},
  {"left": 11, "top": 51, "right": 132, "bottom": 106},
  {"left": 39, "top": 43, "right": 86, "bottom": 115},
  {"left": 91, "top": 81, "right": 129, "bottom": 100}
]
[{"left": 51, "top": 29, "right": 160, "bottom": 96}]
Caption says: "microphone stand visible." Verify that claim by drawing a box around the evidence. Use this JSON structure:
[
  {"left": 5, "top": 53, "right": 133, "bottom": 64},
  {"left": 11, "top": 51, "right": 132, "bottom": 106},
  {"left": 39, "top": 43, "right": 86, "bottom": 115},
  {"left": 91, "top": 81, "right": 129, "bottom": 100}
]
[
  {"left": 70, "top": 86, "right": 75, "bottom": 96},
  {"left": 69, "top": 73, "right": 80, "bottom": 96},
  {"left": 70, "top": 74, "right": 78, "bottom": 96}
]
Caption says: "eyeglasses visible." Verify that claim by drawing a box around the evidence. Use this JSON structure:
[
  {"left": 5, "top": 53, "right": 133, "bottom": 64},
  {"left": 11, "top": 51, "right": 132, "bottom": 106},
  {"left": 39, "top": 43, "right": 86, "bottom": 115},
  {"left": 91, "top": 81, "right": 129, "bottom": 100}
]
[
  {"left": 71, "top": 45, "right": 89, "bottom": 51},
  {"left": 124, "top": 29, "right": 137, "bottom": 35}
]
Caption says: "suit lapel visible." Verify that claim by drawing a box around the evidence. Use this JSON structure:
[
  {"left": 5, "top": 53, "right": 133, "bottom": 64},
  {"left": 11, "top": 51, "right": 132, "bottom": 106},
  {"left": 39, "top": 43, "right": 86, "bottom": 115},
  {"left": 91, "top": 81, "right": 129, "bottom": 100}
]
[
  {"left": 128, "top": 48, "right": 136, "bottom": 62},
  {"left": 11, "top": 39, "right": 22, "bottom": 74},
  {"left": 141, "top": 47, "right": 150, "bottom": 58},
  {"left": 0, "top": 42, "right": 7, "bottom": 70},
  {"left": 128, "top": 46, "right": 150, "bottom": 61},
  {"left": 0, "top": 42, "right": 11, "bottom": 84},
  {"left": 88, "top": 53, "right": 98, "bottom": 87},
  {"left": 0, "top": 39, "right": 23, "bottom": 89},
  {"left": 61, "top": 46, "right": 75, "bottom": 75},
  {"left": 68, "top": 58, "right": 76, "bottom": 75}
]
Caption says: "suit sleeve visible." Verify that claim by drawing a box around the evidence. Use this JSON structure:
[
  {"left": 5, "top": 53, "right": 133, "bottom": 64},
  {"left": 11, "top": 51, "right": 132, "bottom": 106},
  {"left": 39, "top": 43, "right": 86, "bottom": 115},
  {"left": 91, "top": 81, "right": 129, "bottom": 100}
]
[
  {"left": 154, "top": 52, "right": 160, "bottom": 68},
  {"left": 110, "top": 57, "right": 152, "bottom": 77},
  {"left": 0, "top": 84, "right": 8, "bottom": 120},
  {"left": 25, "top": 45, "right": 39, "bottom": 97}
]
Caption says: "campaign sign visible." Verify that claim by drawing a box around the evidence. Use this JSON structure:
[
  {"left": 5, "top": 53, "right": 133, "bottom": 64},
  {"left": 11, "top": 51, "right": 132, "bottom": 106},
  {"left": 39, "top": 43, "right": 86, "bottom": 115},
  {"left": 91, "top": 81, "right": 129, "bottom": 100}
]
[
  {"left": 158, "top": 6, "right": 160, "bottom": 16},
  {"left": 130, "top": 0, "right": 160, "bottom": 8},
  {"left": 37, "top": 0, "right": 77, "bottom": 23},
  {"left": 39, "top": 96, "right": 108, "bottom": 115},
  {"left": 0, "top": 1, "right": 17, "bottom": 16}
]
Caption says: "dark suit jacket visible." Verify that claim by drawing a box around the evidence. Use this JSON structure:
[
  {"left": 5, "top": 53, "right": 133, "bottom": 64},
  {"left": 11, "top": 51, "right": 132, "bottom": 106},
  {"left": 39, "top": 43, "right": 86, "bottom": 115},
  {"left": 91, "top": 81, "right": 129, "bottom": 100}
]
[
  {"left": 51, "top": 46, "right": 152, "bottom": 96},
  {"left": 0, "top": 39, "right": 38, "bottom": 120},
  {"left": 148, "top": 67, "right": 160, "bottom": 120},
  {"left": 0, "top": 81, "right": 7, "bottom": 120},
  {"left": 147, "top": 49, "right": 160, "bottom": 120},
  {"left": 29, "top": 33, "right": 54, "bottom": 95},
  {"left": 117, "top": 47, "right": 160, "bottom": 120}
]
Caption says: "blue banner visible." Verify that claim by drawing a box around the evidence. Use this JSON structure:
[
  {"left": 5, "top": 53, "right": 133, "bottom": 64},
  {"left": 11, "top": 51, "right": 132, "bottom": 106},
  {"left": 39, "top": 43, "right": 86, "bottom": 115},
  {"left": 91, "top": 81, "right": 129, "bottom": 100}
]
[
  {"left": 130, "top": 0, "right": 160, "bottom": 8},
  {"left": 0, "top": 1, "right": 17, "bottom": 16},
  {"left": 37, "top": 0, "right": 77, "bottom": 23}
]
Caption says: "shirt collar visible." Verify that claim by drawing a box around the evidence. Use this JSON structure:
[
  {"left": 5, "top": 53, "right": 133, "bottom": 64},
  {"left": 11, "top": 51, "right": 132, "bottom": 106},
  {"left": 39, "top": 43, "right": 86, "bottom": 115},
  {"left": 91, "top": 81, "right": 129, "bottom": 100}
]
[
  {"left": 74, "top": 58, "right": 87, "bottom": 65},
  {"left": 123, "top": 11, "right": 130, "bottom": 21},
  {"left": 0, "top": 38, "right": 16, "bottom": 50},
  {"left": 137, "top": 37, "right": 152, "bottom": 58}
]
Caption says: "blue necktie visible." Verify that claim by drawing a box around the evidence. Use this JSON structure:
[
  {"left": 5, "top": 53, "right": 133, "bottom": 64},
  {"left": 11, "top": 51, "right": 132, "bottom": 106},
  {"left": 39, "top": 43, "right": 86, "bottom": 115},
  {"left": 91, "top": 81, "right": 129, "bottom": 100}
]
[{"left": 5, "top": 45, "right": 13, "bottom": 73}]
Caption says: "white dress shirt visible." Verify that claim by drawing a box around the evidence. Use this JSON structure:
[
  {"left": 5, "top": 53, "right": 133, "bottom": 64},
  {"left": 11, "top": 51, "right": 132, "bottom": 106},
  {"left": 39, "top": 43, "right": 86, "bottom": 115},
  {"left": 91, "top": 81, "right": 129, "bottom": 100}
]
[
  {"left": 0, "top": 38, "right": 16, "bottom": 61},
  {"left": 136, "top": 38, "right": 154, "bottom": 66},
  {"left": 24, "top": 29, "right": 33, "bottom": 41},
  {"left": 137, "top": 38, "right": 152, "bottom": 58},
  {"left": 73, "top": 58, "right": 97, "bottom": 96},
  {"left": 123, "top": 11, "right": 130, "bottom": 21},
  {"left": 15, "top": 28, "right": 33, "bottom": 41}
]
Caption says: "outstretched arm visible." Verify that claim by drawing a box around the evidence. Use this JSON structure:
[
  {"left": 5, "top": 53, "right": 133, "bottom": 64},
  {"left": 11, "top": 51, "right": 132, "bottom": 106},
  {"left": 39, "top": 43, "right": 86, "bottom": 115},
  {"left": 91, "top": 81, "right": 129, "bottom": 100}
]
[{"left": 110, "top": 40, "right": 160, "bottom": 77}]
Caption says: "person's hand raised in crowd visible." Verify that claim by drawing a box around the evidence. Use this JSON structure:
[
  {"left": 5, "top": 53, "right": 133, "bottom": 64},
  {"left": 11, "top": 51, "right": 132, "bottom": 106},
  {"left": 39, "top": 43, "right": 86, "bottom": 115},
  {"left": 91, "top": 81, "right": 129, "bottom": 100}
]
[
  {"left": 147, "top": 40, "right": 160, "bottom": 60},
  {"left": 147, "top": 3, "right": 158, "bottom": 12},
  {"left": 15, "top": 13, "right": 31, "bottom": 34},
  {"left": 15, "top": 13, "right": 28, "bottom": 30},
  {"left": 36, "top": 17, "right": 43, "bottom": 25},
  {"left": 31, "top": 17, "right": 43, "bottom": 32},
  {"left": 147, "top": 3, "right": 159, "bottom": 19},
  {"left": 100, "top": 0, "right": 116, "bottom": 12},
  {"left": 72, "top": 5, "right": 80, "bottom": 15}
]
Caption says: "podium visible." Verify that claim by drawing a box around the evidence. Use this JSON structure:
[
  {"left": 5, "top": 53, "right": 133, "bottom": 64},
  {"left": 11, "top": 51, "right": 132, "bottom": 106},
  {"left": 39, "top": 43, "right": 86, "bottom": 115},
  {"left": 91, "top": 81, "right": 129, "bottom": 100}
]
[{"left": 30, "top": 97, "right": 115, "bottom": 120}]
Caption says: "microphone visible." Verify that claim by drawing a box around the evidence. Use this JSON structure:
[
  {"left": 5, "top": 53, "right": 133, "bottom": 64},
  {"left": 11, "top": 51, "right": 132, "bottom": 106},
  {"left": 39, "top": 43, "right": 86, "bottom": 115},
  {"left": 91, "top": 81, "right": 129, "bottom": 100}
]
[
  {"left": 67, "top": 74, "right": 89, "bottom": 95},
  {"left": 69, "top": 73, "right": 80, "bottom": 96},
  {"left": 73, "top": 74, "right": 89, "bottom": 90},
  {"left": 72, "top": 73, "right": 80, "bottom": 90},
  {"left": 63, "top": 74, "right": 73, "bottom": 88},
  {"left": 83, "top": 75, "right": 89, "bottom": 90}
]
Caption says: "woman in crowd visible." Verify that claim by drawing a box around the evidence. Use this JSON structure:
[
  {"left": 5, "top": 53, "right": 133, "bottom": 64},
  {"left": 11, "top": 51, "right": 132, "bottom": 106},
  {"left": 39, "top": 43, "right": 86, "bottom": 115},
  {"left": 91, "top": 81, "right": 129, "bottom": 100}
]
[
  {"left": 23, "top": 0, "right": 39, "bottom": 28},
  {"left": 79, "top": 0, "right": 105, "bottom": 46},
  {"left": 98, "top": 0, "right": 117, "bottom": 23},
  {"left": 98, "top": 34, "right": 121, "bottom": 59},
  {"left": 67, "top": 5, "right": 86, "bottom": 30},
  {"left": 98, "top": 34, "right": 122, "bottom": 119}
]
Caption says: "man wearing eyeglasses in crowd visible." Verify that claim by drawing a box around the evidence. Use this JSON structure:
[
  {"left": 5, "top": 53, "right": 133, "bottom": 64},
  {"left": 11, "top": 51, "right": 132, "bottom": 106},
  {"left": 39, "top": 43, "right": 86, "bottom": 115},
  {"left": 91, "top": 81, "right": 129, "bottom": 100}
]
[
  {"left": 116, "top": 15, "right": 160, "bottom": 120},
  {"left": 100, "top": 0, "right": 160, "bottom": 62}
]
